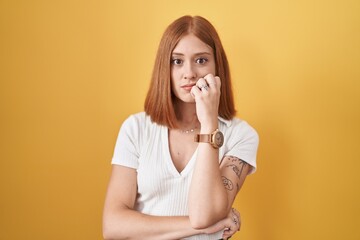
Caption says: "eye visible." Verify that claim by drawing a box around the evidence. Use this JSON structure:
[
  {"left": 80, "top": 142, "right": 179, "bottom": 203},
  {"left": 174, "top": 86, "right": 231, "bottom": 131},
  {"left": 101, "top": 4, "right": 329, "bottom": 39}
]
[
  {"left": 171, "top": 58, "right": 183, "bottom": 65},
  {"left": 196, "top": 57, "right": 208, "bottom": 64}
]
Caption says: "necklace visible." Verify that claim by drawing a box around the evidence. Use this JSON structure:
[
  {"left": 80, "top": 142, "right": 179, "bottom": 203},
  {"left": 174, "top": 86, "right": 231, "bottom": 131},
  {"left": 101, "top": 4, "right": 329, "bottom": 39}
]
[{"left": 179, "top": 125, "right": 199, "bottom": 134}]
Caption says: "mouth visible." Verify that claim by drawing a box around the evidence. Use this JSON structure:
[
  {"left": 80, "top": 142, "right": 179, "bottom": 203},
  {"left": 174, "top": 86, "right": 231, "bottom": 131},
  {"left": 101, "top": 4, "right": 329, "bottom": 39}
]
[{"left": 181, "top": 83, "right": 196, "bottom": 91}]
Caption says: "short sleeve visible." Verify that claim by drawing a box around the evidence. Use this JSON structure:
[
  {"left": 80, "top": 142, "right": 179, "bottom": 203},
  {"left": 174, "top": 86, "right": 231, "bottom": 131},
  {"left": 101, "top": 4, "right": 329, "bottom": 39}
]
[
  {"left": 111, "top": 115, "right": 141, "bottom": 169},
  {"left": 224, "top": 121, "right": 259, "bottom": 174}
]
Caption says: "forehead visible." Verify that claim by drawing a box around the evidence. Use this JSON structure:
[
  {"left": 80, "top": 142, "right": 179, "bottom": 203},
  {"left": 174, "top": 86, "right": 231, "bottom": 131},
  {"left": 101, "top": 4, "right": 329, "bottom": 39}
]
[{"left": 172, "top": 34, "right": 213, "bottom": 55}]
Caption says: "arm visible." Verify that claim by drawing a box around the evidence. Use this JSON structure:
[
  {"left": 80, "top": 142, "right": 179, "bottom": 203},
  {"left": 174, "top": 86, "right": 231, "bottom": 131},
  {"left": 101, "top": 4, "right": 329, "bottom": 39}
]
[
  {"left": 188, "top": 140, "right": 228, "bottom": 228},
  {"left": 105, "top": 115, "right": 244, "bottom": 239},
  {"left": 219, "top": 156, "right": 250, "bottom": 204},
  {"left": 103, "top": 165, "right": 202, "bottom": 240},
  {"left": 188, "top": 74, "right": 252, "bottom": 228},
  {"left": 103, "top": 165, "right": 239, "bottom": 240},
  {"left": 188, "top": 151, "right": 250, "bottom": 229}
]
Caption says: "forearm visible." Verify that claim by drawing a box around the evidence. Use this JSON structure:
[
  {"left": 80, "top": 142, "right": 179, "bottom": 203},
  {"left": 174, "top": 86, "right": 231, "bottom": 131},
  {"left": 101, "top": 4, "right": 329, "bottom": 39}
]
[
  {"left": 188, "top": 126, "right": 229, "bottom": 228},
  {"left": 103, "top": 207, "right": 202, "bottom": 240}
]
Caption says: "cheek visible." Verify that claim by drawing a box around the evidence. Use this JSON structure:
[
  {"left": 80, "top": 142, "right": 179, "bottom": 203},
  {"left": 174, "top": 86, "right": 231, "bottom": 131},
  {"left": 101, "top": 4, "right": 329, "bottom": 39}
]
[
  {"left": 171, "top": 67, "right": 180, "bottom": 78},
  {"left": 170, "top": 68, "right": 181, "bottom": 86},
  {"left": 199, "top": 66, "right": 216, "bottom": 77},
  {"left": 170, "top": 74, "right": 178, "bottom": 93},
  {"left": 209, "top": 62, "right": 216, "bottom": 75},
  {"left": 170, "top": 70, "right": 175, "bottom": 82}
]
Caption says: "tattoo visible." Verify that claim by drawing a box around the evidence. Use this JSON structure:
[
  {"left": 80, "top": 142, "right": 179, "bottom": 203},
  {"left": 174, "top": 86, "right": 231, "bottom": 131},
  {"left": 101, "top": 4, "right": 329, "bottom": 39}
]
[
  {"left": 222, "top": 176, "right": 233, "bottom": 191},
  {"left": 226, "top": 156, "right": 248, "bottom": 179},
  {"left": 226, "top": 164, "right": 241, "bottom": 178}
]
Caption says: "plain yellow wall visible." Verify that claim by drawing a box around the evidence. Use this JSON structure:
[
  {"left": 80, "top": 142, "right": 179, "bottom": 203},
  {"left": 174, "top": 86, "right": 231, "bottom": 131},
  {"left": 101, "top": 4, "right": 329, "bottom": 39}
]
[{"left": 1, "top": 0, "right": 359, "bottom": 239}]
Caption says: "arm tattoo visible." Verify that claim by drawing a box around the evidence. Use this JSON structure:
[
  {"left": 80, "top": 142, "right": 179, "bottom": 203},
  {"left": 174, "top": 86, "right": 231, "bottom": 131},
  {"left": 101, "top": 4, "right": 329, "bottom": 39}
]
[
  {"left": 226, "top": 156, "right": 248, "bottom": 179},
  {"left": 222, "top": 176, "right": 233, "bottom": 191}
]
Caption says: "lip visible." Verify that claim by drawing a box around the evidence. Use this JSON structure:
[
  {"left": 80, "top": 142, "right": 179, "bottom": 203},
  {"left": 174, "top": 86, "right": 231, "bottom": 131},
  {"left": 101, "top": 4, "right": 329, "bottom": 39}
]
[{"left": 181, "top": 83, "right": 196, "bottom": 91}]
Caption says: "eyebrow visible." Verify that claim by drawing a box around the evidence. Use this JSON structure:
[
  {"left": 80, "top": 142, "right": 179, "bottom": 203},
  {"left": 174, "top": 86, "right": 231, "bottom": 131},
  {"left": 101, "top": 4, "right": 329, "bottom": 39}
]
[{"left": 171, "top": 52, "right": 212, "bottom": 56}]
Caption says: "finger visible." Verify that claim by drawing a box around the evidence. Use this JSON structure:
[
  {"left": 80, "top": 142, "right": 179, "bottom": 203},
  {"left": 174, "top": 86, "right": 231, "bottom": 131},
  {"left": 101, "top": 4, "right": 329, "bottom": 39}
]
[
  {"left": 233, "top": 215, "right": 241, "bottom": 231},
  {"left": 232, "top": 208, "right": 240, "bottom": 219},
  {"left": 234, "top": 218, "right": 240, "bottom": 231},
  {"left": 230, "top": 210, "right": 240, "bottom": 231},
  {"left": 190, "top": 85, "right": 202, "bottom": 97},
  {"left": 236, "top": 211, "right": 241, "bottom": 230},
  {"left": 222, "top": 226, "right": 236, "bottom": 239},
  {"left": 196, "top": 78, "right": 210, "bottom": 93},
  {"left": 222, "top": 230, "right": 232, "bottom": 239},
  {"left": 214, "top": 76, "right": 221, "bottom": 89},
  {"left": 200, "top": 85, "right": 209, "bottom": 91},
  {"left": 204, "top": 75, "right": 218, "bottom": 93},
  {"left": 232, "top": 216, "right": 239, "bottom": 227},
  {"left": 234, "top": 216, "right": 241, "bottom": 230},
  {"left": 196, "top": 78, "right": 207, "bottom": 89},
  {"left": 204, "top": 75, "right": 221, "bottom": 94},
  {"left": 203, "top": 73, "right": 216, "bottom": 85}
]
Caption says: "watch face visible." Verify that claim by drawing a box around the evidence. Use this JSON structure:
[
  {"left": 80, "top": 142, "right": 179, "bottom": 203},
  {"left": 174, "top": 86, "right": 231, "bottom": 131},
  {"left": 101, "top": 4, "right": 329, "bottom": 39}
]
[{"left": 214, "top": 131, "right": 224, "bottom": 148}]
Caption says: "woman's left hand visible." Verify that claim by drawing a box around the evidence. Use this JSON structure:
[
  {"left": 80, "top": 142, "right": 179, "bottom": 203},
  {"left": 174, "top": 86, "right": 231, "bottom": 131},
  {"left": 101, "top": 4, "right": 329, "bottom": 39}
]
[
  {"left": 190, "top": 74, "right": 221, "bottom": 130},
  {"left": 222, "top": 208, "right": 241, "bottom": 240}
]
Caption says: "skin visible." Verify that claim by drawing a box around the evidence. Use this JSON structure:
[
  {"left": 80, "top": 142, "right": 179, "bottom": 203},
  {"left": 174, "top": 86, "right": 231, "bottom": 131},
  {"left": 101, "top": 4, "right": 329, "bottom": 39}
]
[
  {"left": 169, "top": 33, "right": 217, "bottom": 173},
  {"left": 170, "top": 34, "right": 251, "bottom": 231},
  {"left": 103, "top": 33, "right": 249, "bottom": 240}
]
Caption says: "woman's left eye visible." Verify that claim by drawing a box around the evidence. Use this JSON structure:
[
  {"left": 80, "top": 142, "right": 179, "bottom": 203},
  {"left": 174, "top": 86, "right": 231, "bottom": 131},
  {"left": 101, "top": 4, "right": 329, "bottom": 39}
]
[{"left": 196, "top": 58, "right": 208, "bottom": 64}]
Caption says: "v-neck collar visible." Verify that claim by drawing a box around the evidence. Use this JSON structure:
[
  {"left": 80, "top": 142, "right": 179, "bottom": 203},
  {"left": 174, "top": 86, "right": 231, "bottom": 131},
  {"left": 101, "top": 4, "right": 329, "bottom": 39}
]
[{"left": 162, "top": 126, "right": 197, "bottom": 177}]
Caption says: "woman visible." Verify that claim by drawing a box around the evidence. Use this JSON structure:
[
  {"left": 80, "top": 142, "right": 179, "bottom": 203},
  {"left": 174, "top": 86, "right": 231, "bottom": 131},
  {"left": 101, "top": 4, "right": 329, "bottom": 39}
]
[{"left": 103, "top": 15, "right": 259, "bottom": 240}]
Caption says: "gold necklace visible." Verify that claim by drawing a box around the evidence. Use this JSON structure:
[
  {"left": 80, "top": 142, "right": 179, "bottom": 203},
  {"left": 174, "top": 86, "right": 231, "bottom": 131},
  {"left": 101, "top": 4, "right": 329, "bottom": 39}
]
[{"left": 179, "top": 125, "right": 199, "bottom": 134}]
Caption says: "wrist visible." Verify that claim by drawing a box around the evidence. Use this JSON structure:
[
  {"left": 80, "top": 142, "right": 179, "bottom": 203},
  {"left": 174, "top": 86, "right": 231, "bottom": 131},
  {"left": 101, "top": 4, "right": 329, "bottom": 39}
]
[
  {"left": 195, "top": 128, "right": 224, "bottom": 149},
  {"left": 200, "top": 127, "right": 217, "bottom": 134},
  {"left": 200, "top": 122, "right": 218, "bottom": 133}
]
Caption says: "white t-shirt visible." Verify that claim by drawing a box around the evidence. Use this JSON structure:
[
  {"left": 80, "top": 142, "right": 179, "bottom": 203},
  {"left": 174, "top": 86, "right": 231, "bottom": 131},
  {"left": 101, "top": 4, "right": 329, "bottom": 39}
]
[{"left": 112, "top": 112, "right": 259, "bottom": 240}]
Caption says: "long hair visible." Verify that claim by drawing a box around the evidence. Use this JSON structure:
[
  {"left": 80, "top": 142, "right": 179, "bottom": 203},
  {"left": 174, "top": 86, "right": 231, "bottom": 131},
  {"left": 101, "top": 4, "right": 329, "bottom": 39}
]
[{"left": 144, "top": 15, "right": 236, "bottom": 128}]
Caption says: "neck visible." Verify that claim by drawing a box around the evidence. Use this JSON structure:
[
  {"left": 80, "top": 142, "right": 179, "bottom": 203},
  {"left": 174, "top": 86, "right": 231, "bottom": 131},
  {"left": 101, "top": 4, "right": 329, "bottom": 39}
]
[{"left": 174, "top": 100, "right": 199, "bottom": 128}]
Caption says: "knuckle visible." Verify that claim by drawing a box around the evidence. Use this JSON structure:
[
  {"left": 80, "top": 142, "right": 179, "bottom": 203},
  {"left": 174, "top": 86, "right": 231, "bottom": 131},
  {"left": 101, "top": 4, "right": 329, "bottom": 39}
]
[{"left": 205, "top": 73, "right": 213, "bottom": 78}]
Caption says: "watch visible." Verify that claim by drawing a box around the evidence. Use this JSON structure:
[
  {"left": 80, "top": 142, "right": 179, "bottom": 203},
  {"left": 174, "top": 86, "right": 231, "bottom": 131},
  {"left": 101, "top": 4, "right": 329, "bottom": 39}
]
[{"left": 194, "top": 129, "right": 224, "bottom": 149}]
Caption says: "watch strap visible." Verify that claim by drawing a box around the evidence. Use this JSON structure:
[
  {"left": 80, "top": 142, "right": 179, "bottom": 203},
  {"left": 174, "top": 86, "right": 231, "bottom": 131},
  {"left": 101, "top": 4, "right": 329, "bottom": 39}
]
[{"left": 194, "top": 134, "right": 212, "bottom": 143}]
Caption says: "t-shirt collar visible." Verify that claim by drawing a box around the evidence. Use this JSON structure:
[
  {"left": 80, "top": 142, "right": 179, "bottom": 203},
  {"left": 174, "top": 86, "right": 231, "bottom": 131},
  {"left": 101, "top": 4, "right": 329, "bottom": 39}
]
[{"left": 218, "top": 116, "right": 232, "bottom": 127}]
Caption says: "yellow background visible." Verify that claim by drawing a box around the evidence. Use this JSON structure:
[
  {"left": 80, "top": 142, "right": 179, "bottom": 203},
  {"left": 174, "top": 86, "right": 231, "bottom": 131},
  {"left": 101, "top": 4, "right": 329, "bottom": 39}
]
[{"left": 1, "top": 0, "right": 359, "bottom": 239}]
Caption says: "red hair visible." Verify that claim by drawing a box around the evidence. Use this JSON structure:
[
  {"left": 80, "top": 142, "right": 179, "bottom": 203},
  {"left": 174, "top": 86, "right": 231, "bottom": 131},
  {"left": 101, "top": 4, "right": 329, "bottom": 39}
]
[{"left": 144, "top": 15, "right": 236, "bottom": 128}]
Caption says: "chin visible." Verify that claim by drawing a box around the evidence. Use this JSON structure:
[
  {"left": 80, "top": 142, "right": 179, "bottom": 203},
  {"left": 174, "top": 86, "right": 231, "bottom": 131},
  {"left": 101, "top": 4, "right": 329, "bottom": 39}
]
[
  {"left": 174, "top": 95, "right": 196, "bottom": 104},
  {"left": 185, "top": 99, "right": 196, "bottom": 103},
  {"left": 180, "top": 98, "right": 196, "bottom": 104}
]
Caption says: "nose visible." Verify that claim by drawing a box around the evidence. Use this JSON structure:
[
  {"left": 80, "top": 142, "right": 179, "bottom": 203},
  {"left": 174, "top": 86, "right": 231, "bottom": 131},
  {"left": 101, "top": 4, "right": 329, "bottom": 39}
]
[{"left": 184, "top": 62, "right": 197, "bottom": 80}]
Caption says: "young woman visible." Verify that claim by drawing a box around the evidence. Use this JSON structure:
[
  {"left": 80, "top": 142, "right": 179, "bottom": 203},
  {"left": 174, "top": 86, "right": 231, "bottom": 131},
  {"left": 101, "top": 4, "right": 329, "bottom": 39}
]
[{"left": 103, "top": 15, "right": 259, "bottom": 240}]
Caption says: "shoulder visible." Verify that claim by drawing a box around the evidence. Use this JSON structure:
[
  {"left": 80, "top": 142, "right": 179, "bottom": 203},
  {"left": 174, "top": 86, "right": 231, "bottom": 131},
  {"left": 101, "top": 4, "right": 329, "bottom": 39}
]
[
  {"left": 124, "top": 111, "right": 149, "bottom": 124},
  {"left": 121, "top": 112, "right": 152, "bottom": 129},
  {"left": 218, "top": 116, "right": 259, "bottom": 174},
  {"left": 120, "top": 112, "right": 162, "bottom": 139},
  {"left": 218, "top": 116, "right": 259, "bottom": 142}
]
